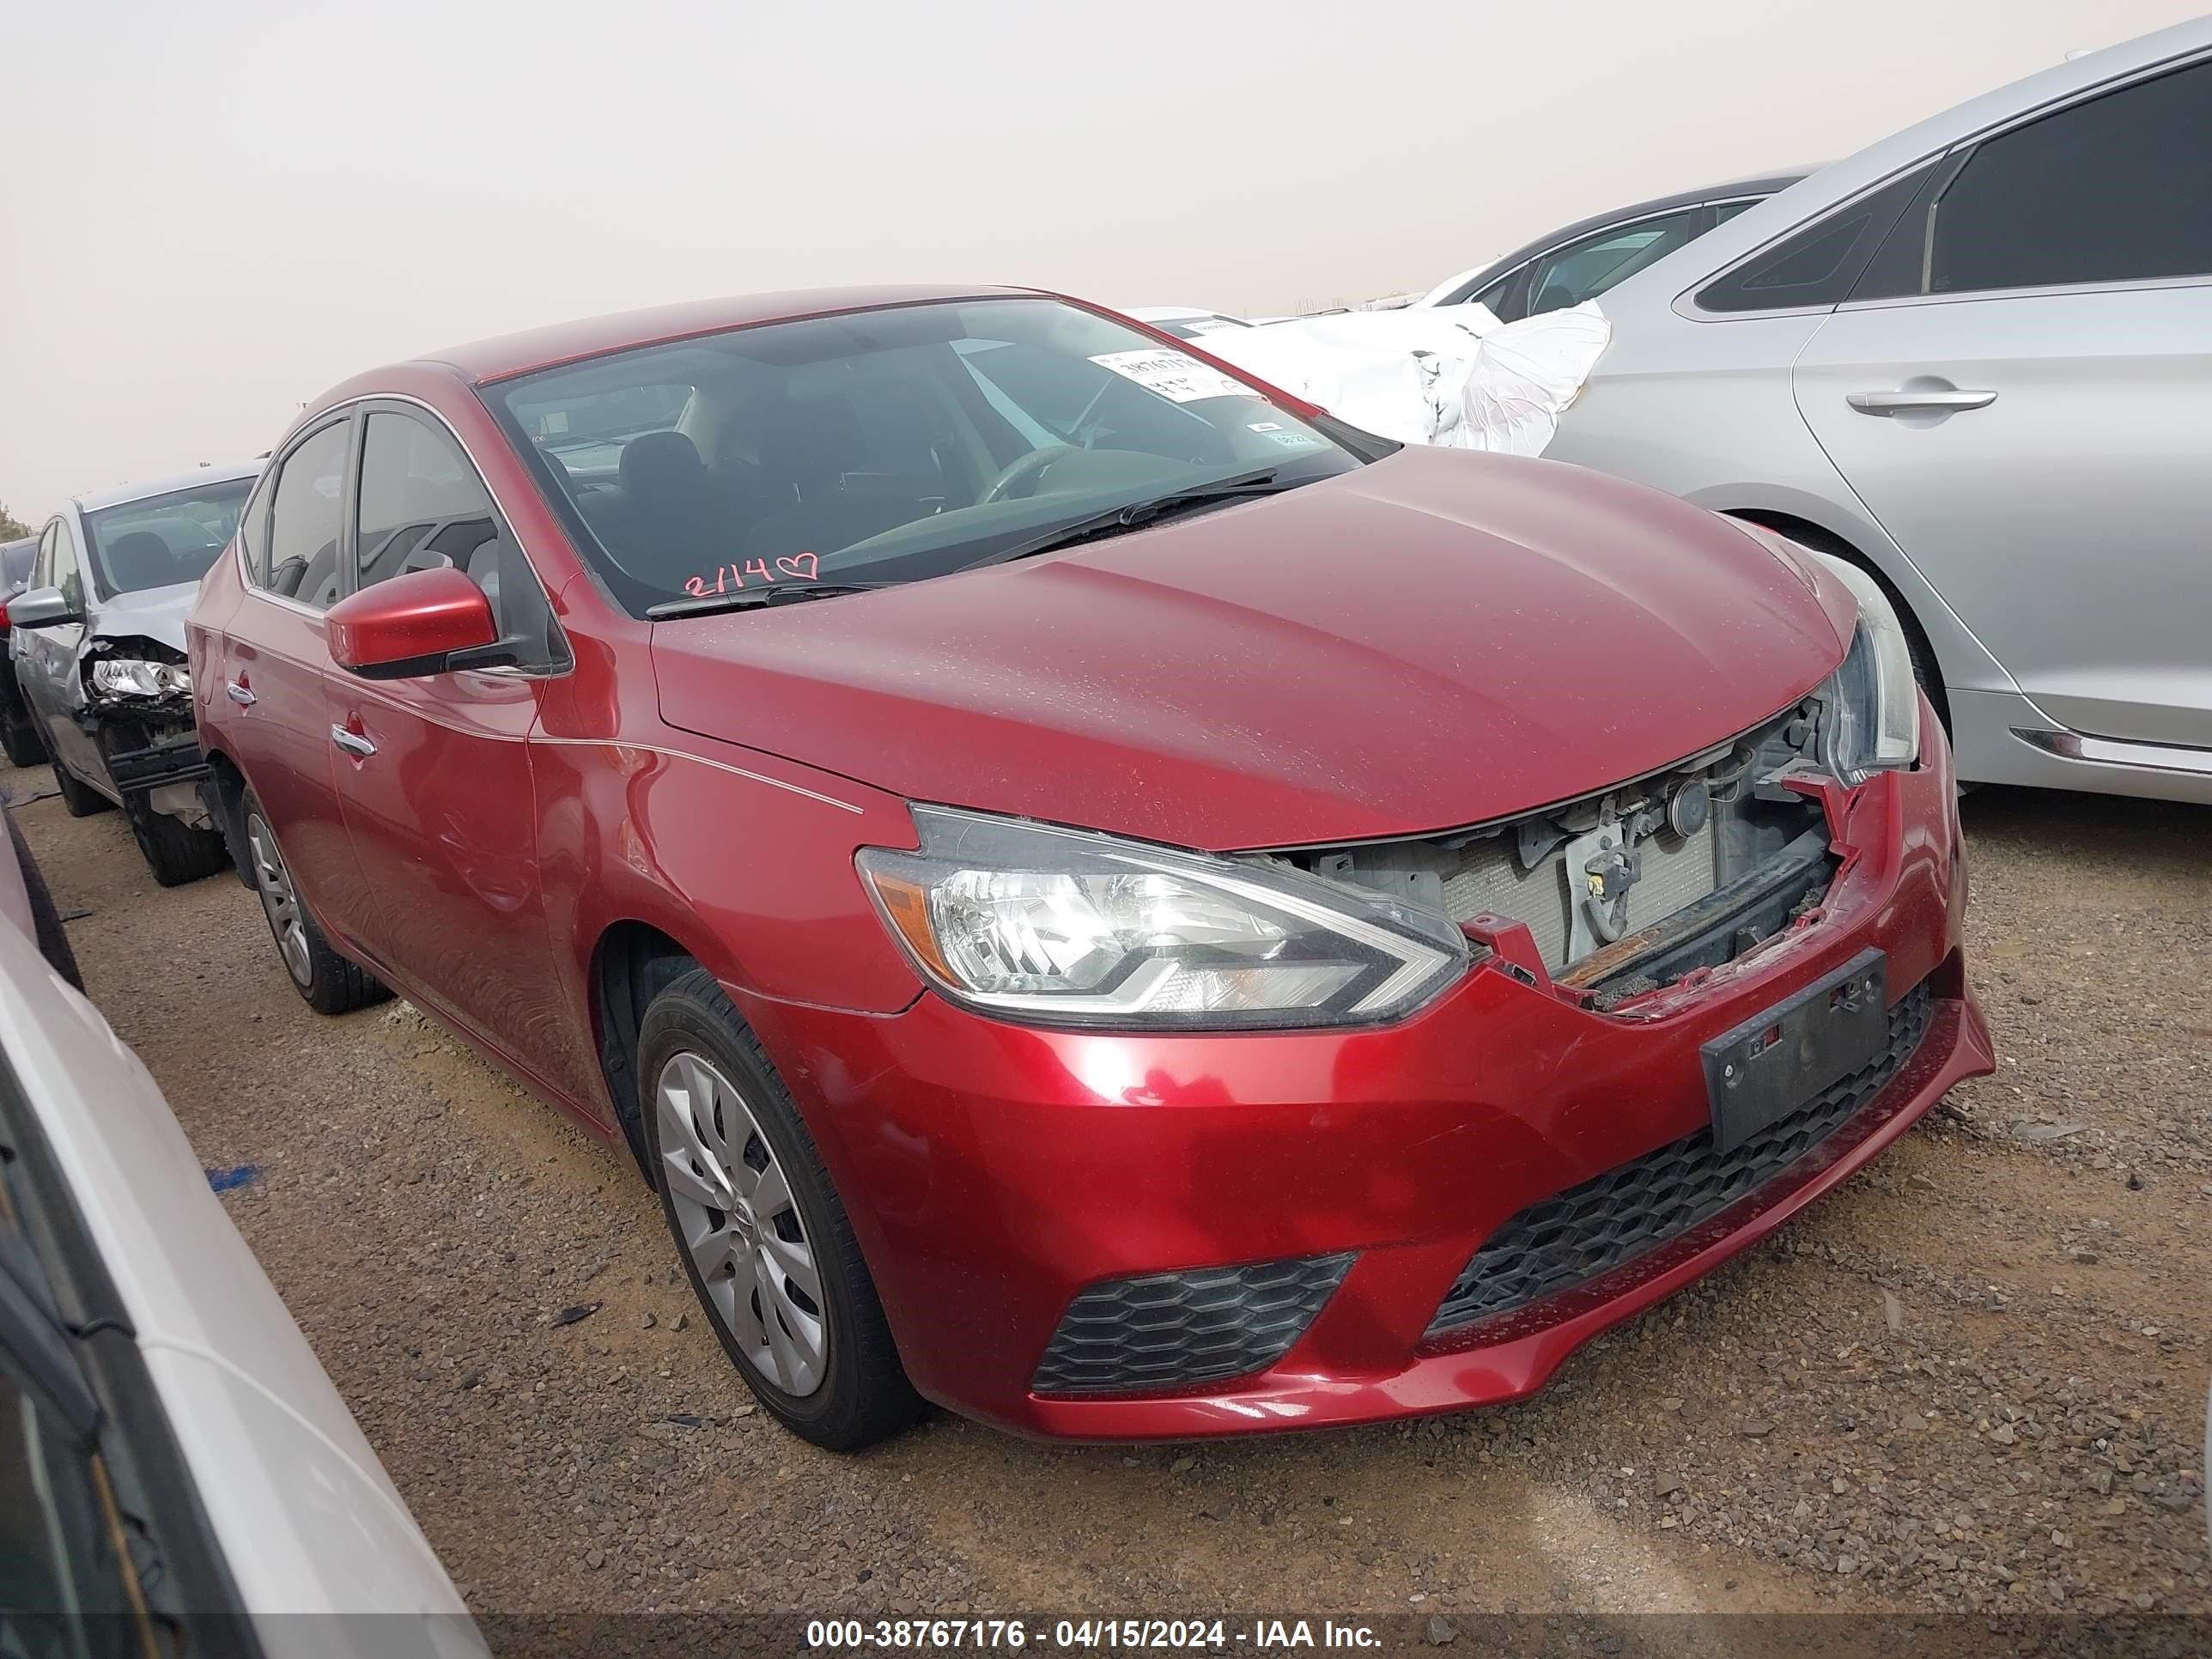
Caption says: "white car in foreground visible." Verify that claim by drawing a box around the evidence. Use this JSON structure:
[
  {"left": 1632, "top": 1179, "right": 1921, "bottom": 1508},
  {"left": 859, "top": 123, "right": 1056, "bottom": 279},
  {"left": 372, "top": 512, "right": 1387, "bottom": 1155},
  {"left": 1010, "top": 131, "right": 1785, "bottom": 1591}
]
[{"left": 0, "top": 888, "right": 483, "bottom": 1657}]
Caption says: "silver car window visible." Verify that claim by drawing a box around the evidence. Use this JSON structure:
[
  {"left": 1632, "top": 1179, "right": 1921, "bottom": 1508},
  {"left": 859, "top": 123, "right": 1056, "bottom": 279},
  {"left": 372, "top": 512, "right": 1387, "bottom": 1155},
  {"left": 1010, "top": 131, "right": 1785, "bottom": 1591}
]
[{"left": 1928, "top": 57, "right": 2212, "bottom": 296}]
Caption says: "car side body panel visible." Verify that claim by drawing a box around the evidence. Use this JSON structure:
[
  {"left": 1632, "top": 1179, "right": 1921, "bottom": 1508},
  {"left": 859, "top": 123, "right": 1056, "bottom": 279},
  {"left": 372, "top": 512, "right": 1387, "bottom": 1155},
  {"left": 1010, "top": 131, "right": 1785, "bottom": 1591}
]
[
  {"left": 0, "top": 924, "right": 482, "bottom": 1638},
  {"left": 1547, "top": 15, "right": 2212, "bottom": 803}
]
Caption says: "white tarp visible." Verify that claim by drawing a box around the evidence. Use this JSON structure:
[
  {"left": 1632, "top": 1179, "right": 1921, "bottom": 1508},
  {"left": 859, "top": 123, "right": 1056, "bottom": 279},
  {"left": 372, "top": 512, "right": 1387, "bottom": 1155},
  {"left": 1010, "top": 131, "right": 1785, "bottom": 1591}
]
[{"left": 1190, "top": 302, "right": 1610, "bottom": 458}]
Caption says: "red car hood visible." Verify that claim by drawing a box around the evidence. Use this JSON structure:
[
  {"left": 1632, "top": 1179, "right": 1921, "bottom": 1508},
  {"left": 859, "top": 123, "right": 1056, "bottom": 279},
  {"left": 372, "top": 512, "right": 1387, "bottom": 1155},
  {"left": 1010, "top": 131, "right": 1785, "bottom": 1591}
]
[{"left": 652, "top": 447, "right": 1852, "bottom": 851}]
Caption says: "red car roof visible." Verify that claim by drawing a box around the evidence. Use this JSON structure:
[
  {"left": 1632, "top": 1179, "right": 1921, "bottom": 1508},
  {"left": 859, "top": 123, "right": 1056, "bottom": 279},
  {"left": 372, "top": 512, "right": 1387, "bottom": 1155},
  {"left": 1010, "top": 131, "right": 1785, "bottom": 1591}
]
[{"left": 418, "top": 283, "right": 1022, "bottom": 385}]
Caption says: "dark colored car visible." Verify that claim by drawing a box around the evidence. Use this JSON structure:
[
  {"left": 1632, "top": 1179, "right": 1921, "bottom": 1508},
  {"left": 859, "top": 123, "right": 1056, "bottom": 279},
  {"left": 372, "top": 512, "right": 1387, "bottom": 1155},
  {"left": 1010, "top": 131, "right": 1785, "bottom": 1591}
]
[
  {"left": 1, "top": 535, "right": 46, "bottom": 766},
  {"left": 1420, "top": 169, "right": 1811, "bottom": 319},
  {"left": 191, "top": 285, "right": 1991, "bottom": 1449}
]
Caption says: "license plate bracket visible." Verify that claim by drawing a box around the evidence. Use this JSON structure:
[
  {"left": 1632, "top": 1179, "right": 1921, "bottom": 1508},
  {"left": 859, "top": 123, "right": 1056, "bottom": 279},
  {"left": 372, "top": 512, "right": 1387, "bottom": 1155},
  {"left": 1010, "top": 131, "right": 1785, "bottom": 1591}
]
[{"left": 1702, "top": 948, "right": 1888, "bottom": 1154}]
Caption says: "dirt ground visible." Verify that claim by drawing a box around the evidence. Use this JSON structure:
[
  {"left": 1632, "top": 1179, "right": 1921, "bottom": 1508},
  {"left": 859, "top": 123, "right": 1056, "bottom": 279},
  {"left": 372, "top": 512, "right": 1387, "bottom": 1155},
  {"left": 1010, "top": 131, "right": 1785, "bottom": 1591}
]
[{"left": 6, "top": 759, "right": 2208, "bottom": 1630}]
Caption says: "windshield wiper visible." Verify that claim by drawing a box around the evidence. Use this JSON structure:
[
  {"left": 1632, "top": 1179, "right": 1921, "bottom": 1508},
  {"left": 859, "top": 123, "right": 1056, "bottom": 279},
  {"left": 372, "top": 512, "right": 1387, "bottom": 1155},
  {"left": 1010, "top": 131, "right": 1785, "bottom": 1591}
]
[
  {"left": 646, "top": 471, "right": 1296, "bottom": 617},
  {"left": 644, "top": 582, "right": 886, "bottom": 620},
  {"left": 960, "top": 469, "right": 1291, "bottom": 571}
]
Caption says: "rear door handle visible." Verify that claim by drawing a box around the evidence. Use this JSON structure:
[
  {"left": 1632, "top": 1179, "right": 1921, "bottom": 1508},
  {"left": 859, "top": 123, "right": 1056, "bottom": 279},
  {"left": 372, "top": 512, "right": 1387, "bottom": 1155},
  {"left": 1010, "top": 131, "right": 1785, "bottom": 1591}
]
[
  {"left": 225, "top": 680, "right": 257, "bottom": 706},
  {"left": 1846, "top": 388, "right": 1997, "bottom": 415},
  {"left": 330, "top": 724, "right": 377, "bottom": 759}
]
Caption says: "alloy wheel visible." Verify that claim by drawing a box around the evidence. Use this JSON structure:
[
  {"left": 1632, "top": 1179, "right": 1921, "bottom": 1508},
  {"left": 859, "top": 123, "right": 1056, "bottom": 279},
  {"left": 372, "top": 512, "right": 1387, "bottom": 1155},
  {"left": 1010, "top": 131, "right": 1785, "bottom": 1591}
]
[
  {"left": 654, "top": 1050, "right": 829, "bottom": 1396},
  {"left": 245, "top": 812, "right": 313, "bottom": 988}
]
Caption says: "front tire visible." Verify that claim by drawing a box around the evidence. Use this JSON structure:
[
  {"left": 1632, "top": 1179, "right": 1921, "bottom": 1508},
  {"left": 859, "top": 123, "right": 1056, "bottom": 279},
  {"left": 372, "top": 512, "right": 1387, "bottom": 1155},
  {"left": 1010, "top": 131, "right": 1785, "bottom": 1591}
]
[
  {"left": 126, "top": 798, "right": 229, "bottom": 887},
  {"left": 52, "top": 761, "right": 112, "bottom": 818},
  {"left": 240, "top": 792, "right": 389, "bottom": 1013},
  {"left": 637, "top": 968, "right": 923, "bottom": 1450}
]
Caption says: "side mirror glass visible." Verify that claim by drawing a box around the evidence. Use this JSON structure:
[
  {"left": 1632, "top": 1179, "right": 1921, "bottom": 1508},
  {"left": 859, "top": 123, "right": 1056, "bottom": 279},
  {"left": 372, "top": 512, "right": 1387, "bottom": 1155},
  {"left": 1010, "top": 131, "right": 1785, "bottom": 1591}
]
[
  {"left": 326, "top": 568, "right": 502, "bottom": 680},
  {"left": 5, "top": 586, "right": 81, "bottom": 629}
]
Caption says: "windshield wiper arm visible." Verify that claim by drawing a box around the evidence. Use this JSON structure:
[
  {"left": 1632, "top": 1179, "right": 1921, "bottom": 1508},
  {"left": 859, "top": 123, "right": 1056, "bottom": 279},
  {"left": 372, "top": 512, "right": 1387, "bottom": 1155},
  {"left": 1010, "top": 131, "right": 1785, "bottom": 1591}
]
[
  {"left": 961, "top": 469, "right": 1289, "bottom": 571},
  {"left": 644, "top": 582, "right": 886, "bottom": 620}
]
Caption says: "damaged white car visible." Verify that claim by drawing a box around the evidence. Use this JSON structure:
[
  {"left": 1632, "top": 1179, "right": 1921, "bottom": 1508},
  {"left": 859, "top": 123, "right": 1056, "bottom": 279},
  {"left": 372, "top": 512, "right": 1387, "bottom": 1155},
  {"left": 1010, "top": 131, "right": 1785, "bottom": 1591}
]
[
  {"left": 9, "top": 462, "right": 260, "bottom": 884},
  {"left": 1184, "top": 301, "right": 1612, "bottom": 459}
]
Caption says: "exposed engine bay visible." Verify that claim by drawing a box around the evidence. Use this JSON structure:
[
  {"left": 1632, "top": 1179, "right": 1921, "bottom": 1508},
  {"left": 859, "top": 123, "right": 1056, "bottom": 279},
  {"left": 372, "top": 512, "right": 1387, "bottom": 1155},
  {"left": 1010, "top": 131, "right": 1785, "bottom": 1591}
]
[
  {"left": 1285, "top": 698, "right": 1840, "bottom": 1006},
  {"left": 80, "top": 635, "right": 213, "bottom": 828}
]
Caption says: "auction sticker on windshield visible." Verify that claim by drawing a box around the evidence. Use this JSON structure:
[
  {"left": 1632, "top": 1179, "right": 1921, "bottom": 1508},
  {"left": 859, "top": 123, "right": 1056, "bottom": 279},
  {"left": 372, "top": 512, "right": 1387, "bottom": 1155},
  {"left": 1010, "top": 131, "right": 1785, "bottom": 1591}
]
[{"left": 1090, "top": 349, "right": 1253, "bottom": 403}]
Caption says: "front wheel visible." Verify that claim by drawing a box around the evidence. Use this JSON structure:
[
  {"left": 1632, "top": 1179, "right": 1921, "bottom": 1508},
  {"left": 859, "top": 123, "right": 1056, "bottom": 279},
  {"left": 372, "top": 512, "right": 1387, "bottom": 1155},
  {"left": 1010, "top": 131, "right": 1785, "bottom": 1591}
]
[
  {"left": 637, "top": 968, "right": 924, "bottom": 1450},
  {"left": 126, "top": 798, "right": 229, "bottom": 887},
  {"left": 240, "top": 792, "right": 389, "bottom": 1013}
]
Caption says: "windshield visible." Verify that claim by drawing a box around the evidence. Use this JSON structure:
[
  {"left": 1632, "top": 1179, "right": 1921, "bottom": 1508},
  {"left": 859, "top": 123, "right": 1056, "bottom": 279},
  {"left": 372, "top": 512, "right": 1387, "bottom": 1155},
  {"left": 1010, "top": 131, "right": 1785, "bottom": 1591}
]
[
  {"left": 82, "top": 478, "right": 253, "bottom": 597},
  {"left": 486, "top": 296, "right": 1358, "bottom": 618}
]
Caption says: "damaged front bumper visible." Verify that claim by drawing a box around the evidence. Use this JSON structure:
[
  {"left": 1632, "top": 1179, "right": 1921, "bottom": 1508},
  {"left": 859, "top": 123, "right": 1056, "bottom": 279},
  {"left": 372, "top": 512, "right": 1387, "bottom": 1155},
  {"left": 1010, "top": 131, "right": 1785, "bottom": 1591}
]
[
  {"left": 107, "top": 729, "right": 215, "bottom": 827},
  {"left": 76, "top": 690, "right": 213, "bottom": 826},
  {"left": 738, "top": 696, "right": 1989, "bottom": 1438},
  {"left": 105, "top": 729, "right": 209, "bottom": 793}
]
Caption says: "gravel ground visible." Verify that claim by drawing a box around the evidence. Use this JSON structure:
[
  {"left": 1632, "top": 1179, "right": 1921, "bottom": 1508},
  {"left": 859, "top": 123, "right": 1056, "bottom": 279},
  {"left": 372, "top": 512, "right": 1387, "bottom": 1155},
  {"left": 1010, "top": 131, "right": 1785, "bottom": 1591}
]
[{"left": 5, "top": 761, "right": 2208, "bottom": 1631}]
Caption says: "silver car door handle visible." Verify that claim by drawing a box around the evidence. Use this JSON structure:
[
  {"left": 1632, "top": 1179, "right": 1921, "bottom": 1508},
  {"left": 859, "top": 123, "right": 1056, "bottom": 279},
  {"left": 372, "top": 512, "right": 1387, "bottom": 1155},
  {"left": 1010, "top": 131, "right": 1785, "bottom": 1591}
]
[
  {"left": 330, "top": 724, "right": 377, "bottom": 758},
  {"left": 225, "top": 680, "right": 257, "bottom": 705},
  {"left": 1847, "top": 388, "right": 1997, "bottom": 414}
]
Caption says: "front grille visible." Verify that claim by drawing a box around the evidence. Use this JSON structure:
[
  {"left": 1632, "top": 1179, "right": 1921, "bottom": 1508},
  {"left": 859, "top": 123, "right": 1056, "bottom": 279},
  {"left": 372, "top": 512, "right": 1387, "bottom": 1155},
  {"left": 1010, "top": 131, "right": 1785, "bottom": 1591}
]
[
  {"left": 1426, "top": 982, "right": 1933, "bottom": 1336},
  {"left": 1033, "top": 1253, "right": 1353, "bottom": 1396}
]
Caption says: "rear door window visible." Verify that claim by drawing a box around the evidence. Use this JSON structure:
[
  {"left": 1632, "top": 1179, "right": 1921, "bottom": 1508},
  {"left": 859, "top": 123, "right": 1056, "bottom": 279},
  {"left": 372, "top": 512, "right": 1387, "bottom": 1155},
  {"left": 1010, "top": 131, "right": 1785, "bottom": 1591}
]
[
  {"left": 1698, "top": 163, "right": 1936, "bottom": 313},
  {"left": 263, "top": 421, "right": 352, "bottom": 610},
  {"left": 1926, "top": 58, "right": 2212, "bottom": 296}
]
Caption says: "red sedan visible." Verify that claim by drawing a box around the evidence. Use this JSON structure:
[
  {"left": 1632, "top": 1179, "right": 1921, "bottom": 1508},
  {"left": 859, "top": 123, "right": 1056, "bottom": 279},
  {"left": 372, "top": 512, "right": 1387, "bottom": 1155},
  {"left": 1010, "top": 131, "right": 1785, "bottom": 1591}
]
[{"left": 188, "top": 286, "right": 1992, "bottom": 1449}]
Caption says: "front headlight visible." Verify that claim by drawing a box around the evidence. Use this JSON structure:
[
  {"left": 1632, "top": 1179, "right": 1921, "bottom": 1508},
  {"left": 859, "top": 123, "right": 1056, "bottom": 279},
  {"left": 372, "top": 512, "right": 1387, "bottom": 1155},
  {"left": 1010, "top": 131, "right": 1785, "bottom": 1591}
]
[
  {"left": 90, "top": 658, "right": 191, "bottom": 699},
  {"left": 857, "top": 805, "right": 1469, "bottom": 1030},
  {"left": 1799, "top": 552, "right": 1919, "bottom": 784}
]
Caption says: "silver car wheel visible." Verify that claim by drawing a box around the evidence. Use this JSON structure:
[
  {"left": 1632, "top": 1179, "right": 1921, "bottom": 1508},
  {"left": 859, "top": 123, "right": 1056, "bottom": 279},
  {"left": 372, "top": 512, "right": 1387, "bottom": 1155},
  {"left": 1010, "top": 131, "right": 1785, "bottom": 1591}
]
[
  {"left": 654, "top": 1050, "right": 829, "bottom": 1397},
  {"left": 244, "top": 811, "right": 313, "bottom": 989}
]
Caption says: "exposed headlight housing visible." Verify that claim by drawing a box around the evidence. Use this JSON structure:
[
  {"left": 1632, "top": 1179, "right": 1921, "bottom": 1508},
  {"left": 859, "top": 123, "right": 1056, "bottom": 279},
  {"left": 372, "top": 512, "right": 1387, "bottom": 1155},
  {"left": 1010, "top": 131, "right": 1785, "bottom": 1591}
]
[
  {"left": 857, "top": 805, "right": 1469, "bottom": 1030},
  {"left": 1799, "top": 551, "right": 1919, "bottom": 784},
  {"left": 90, "top": 658, "right": 191, "bottom": 699}
]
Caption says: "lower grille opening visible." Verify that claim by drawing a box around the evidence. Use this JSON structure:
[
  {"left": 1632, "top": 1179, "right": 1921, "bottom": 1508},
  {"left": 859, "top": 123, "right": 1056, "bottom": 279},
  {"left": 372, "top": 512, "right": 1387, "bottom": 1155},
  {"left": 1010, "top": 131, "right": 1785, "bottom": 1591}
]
[
  {"left": 1032, "top": 1253, "right": 1353, "bottom": 1396},
  {"left": 1425, "top": 981, "right": 1934, "bottom": 1337}
]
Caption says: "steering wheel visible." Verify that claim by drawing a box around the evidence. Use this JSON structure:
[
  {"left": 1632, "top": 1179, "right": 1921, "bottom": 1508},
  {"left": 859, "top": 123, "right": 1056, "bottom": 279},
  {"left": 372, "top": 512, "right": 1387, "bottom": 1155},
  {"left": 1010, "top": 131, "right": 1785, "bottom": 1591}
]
[{"left": 980, "top": 446, "right": 1077, "bottom": 506}]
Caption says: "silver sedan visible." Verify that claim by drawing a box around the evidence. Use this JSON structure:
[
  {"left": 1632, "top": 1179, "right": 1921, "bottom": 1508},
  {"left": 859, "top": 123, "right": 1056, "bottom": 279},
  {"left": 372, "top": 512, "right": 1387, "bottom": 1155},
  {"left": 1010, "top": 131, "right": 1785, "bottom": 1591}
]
[{"left": 1547, "top": 16, "right": 2212, "bottom": 805}]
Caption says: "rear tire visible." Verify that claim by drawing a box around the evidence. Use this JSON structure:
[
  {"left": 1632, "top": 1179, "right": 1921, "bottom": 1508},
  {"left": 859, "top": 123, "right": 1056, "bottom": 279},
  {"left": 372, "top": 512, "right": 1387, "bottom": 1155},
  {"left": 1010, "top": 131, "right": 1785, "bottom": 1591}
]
[
  {"left": 240, "top": 791, "right": 389, "bottom": 1013},
  {"left": 5, "top": 813, "right": 82, "bottom": 990},
  {"left": 2, "top": 715, "right": 45, "bottom": 769},
  {"left": 52, "top": 762, "right": 112, "bottom": 817},
  {"left": 126, "top": 798, "right": 229, "bottom": 887},
  {"left": 637, "top": 967, "right": 924, "bottom": 1450}
]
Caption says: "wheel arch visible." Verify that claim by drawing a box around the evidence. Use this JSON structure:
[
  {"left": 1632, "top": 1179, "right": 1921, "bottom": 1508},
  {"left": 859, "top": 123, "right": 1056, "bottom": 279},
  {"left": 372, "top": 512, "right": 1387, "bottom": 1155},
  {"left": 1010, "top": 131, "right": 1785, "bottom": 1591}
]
[
  {"left": 1720, "top": 507, "right": 1952, "bottom": 734},
  {"left": 587, "top": 918, "right": 711, "bottom": 1182},
  {"left": 197, "top": 744, "right": 258, "bottom": 891}
]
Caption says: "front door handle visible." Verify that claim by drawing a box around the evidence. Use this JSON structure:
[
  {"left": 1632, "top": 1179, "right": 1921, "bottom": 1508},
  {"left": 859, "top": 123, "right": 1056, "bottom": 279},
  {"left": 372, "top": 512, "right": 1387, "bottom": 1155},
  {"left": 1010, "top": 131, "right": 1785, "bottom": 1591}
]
[
  {"left": 1847, "top": 388, "right": 1997, "bottom": 415},
  {"left": 330, "top": 723, "right": 377, "bottom": 759},
  {"left": 225, "top": 680, "right": 257, "bottom": 706}
]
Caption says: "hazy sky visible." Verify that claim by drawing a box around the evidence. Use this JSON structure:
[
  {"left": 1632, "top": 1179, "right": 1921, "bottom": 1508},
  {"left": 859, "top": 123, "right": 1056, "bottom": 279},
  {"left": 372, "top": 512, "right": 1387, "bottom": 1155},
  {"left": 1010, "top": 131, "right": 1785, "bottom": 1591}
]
[{"left": 2, "top": 0, "right": 2199, "bottom": 521}]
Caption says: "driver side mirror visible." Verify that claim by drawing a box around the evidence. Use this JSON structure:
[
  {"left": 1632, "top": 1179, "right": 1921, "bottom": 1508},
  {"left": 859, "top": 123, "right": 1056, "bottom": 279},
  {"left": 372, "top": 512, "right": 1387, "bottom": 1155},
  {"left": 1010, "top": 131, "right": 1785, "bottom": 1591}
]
[
  {"left": 5, "top": 586, "right": 81, "bottom": 629},
  {"left": 326, "top": 568, "right": 507, "bottom": 680}
]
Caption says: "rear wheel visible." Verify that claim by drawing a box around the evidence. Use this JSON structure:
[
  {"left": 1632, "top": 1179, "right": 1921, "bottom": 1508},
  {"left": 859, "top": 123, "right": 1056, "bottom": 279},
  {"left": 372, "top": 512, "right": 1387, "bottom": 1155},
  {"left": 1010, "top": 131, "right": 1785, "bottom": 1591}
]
[
  {"left": 126, "top": 798, "right": 229, "bottom": 887},
  {"left": 241, "top": 792, "right": 389, "bottom": 1013},
  {"left": 637, "top": 968, "right": 923, "bottom": 1450},
  {"left": 52, "top": 762, "right": 112, "bottom": 818},
  {"left": 1, "top": 714, "right": 45, "bottom": 769}
]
